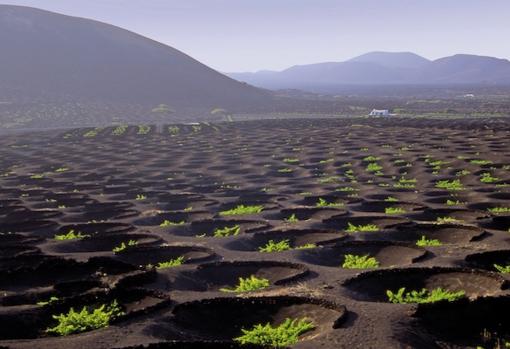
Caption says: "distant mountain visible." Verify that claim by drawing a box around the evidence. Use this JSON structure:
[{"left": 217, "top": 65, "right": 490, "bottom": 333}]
[
  {"left": 418, "top": 54, "right": 510, "bottom": 84},
  {"left": 348, "top": 51, "right": 430, "bottom": 69},
  {"left": 228, "top": 52, "right": 510, "bottom": 93},
  {"left": 0, "top": 5, "right": 270, "bottom": 109}
]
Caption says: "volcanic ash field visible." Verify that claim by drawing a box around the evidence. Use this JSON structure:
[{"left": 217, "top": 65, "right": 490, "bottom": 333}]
[{"left": 1, "top": 118, "right": 510, "bottom": 348}]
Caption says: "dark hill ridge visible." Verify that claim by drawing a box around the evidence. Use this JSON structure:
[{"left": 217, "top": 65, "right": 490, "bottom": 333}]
[
  {"left": 228, "top": 52, "right": 510, "bottom": 92},
  {"left": 0, "top": 5, "right": 270, "bottom": 108}
]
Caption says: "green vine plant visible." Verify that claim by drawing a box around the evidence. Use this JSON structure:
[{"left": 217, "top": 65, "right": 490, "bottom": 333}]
[
  {"left": 316, "top": 198, "right": 344, "bottom": 208},
  {"left": 159, "top": 219, "right": 185, "bottom": 227},
  {"left": 476, "top": 329, "right": 510, "bottom": 349},
  {"left": 387, "top": 287, "right": 465, "bottom": 304},
  {"left": 494, "top": 264, "right": 510, "bottom": 274},
  {"left": 393, "top": 176, "right": 417, "bottom": 189},
  {"left": 149, "top": 256, "right": 185, "bottom": 269},
  {"left": 385, "top": 207, "right": 406, "bottom": 215},
  {"left": 258, "top": 239, "right": 315, "bottom": 252},
  {"left": 294, "top": 243, "right": 316, "bottom": 250},
  {"left": 46, "top": 300, "right": 124, "bottom": 336},
  {"left": 342, "top": 254, "right": 379, "bottom": 269},
  {"left": 435, "top": 179, "right": 464, "bottom": 191},
  {"left": 219, "top": 205, "right": 264, "bottom": 216},
  {"left": 480, "top": 172, "right": 500, "bottom": 184},
  {"left": 435, "top": 216, "right": 462, "bottom": 225},
  {"left": 470, "top": 159, "right": 492, "bottom": 166},
  {"left": 285, "top": 214, "right": 299, "bottom": 223},
  {"left": 416, "top": 236, "right": 442, "bottom": 247},
  {"left": 220, "top": 275, "right": 270, "bottom": 293},
  {"left": 213, "top": 225, "right": 241, "bottom": 237},
  {"left": 259, "top": 239, "right": 291, "bottom": 253},
  {"left": 488, "top": 207, "right": 510, "bottom": 214},
  {"left": 345, "top": 222, "right": 379, "bottom": 233},
  {"left": 234, "top": 318, "right": 315, "bottom": 347},
  {"left": 366, "top": 162, "right": 383, "bottom": 173},
  {"left": 112, "top": 240, "right": 138, "bottom": 253},
  {"left": 37, "top": 296, "right": 60, "bottom": 306},
  {"left": 54, "top": 230, "right": 90, "bottom": 241}
]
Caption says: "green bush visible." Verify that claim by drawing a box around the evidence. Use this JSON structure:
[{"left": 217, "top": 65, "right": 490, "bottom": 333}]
[
  {"left": 234, "top": 318, "right": 315, "bottom": 347},
  {"left": 46, "top": 300, "right": 124, "bottom": 336},
  {"left": 387, "top": 287, "right": 465, "bottom": 304},
  {"left": 220, "top": 275, "right": 270, "bottom": 293}
]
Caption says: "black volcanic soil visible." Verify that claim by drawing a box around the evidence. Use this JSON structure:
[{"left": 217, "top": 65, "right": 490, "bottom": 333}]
[{"left": 1, "top": 118, "right": 510, "bottom": 348}]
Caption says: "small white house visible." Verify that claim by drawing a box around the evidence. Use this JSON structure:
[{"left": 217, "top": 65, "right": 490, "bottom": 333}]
[{"left": 369, "top": 109, "right": 390, "bottom": 117}]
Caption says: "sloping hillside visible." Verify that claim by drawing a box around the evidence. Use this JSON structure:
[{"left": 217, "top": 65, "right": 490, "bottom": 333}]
[{"left": 0, "top": 5, "right": 270, "bottom": 109}]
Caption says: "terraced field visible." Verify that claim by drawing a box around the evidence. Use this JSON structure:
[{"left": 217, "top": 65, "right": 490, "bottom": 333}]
[{"left": 1, "top": 118, "right": 510, "bottom": 348}]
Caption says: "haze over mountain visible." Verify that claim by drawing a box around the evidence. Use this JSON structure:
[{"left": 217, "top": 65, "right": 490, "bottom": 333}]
[
  {"left": 228, "top": 52, "right": 510, "bottom": 93},
  {"left": 0, "top": 5, "right": 270, "bottom": 109}
]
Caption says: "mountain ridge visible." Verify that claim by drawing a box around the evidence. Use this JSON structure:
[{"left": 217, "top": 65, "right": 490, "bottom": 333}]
[{"left": 228, "top": 51, "right": 510, "bottom": 92}]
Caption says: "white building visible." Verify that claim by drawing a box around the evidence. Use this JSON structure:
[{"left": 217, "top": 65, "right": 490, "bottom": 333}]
[{"left": 369, "top": 109, "right": 390, "bottom": 117}]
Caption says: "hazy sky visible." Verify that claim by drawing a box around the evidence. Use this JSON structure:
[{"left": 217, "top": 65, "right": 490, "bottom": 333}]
[{"left": 1, "top": 0, "right": 509, "bottom": 72}]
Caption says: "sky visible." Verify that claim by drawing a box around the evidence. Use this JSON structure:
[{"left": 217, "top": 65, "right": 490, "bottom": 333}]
[{"left": 1, "top": 0, "right": 509, "bottom": 72}]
